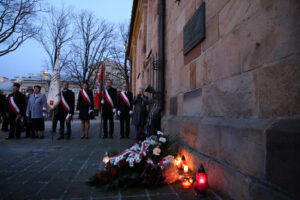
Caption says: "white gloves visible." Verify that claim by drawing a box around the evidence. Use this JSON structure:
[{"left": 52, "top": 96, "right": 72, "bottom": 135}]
[
  {"left": 129, "top": 110, "right": 133, "bottom": 115},
  {"left": 112, "top": 108, "right": 116, "bottom": 113},
  {"left": 117, "top": 110, "right": 121, "bottom": 116},
  {"left": 42, "top": 112, "right": 46, "bottom": 118},
  {"left": 101, "top": 100, "right": 105, "bottom": 104}
]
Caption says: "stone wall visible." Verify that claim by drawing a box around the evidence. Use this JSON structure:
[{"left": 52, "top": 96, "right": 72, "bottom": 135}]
[{"left": 129, "top": 0, "right": 300, "bottom": 199}]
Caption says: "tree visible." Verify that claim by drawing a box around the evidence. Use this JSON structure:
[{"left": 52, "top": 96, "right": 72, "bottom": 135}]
[
  {"left": 65, "top": 10, "right": 114, "bottom": 88},
  {"left": 109, "top": 21, "right": 130, "bottom": 85},
  {"left": 36, "top": 5, "right": 73, "bottom": 72},
  {"left": 0, "top": 0, "right": 41, "bottom": 56}
]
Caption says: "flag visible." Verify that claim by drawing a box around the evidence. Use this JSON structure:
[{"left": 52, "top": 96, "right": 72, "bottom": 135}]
[
  {"left": 94, "top": 64, "right": 104, "bottom": 109},
  {"left": 47, "top": 49, "right": 61, "bottom": 110}
]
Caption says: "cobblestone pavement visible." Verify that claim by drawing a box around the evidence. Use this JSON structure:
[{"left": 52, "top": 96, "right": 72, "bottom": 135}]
[{"left": 0, "top": 120, "right": 219, "bottom": 200}]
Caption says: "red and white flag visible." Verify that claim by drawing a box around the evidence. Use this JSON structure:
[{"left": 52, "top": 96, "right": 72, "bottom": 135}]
[
  {"left": 47, "top": 49, "right": 61, "bottom": 109},
  {"left": 120, "top": 91, "right": 131, "bottom": 109},
  {"left": 94, "top": 64, "right": 104, "bottom": 109}
]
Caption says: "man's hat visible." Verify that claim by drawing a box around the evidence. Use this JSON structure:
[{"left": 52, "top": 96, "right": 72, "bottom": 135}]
[
  {"left": 26, "top": 86, "right": 34, "bottom": 92},
  {"left": 34, "top": 85, "right": 41, "bottom": 90},
  {"left": 13, "top": 83, "right": 21, "bottom": 88}
]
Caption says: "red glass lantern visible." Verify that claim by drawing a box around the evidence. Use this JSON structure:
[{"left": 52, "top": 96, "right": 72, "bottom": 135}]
[{"left": 194, "top": 164, "right": 208, "bottom": 196}]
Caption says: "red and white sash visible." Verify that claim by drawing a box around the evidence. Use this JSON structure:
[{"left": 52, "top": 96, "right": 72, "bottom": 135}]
[
  {"left": 104, "top": 88, "right": 114, "bottom": 108},
  {"left": 8, "top": 96, "right": 20, "bottom": 115},
  {"left": 61, "top": 91, "right": 72, "bottom": 121},
  {"left": 61, "top": 92, "right": 70, "bottom": 112},
  {"left": 80, "top": 89, "right": 91, "bottom": 105},
  {"left": 120, "top": 91, "right": 130, "bottom": 109}
]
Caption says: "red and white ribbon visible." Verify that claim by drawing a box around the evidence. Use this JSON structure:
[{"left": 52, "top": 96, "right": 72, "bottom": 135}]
[
  {"left": 140, "top": 141, "right": 150, "bottom": 157},
  {"left": 8, "top": 96, "right": 20, "bottom": 115},
  {"left": 61, "top": 92, "right": 70, "bottom": 112},
  {"left": 66, "top": 113, "right": 72, "bottom": 121},
  {"left": 120, "top": 91, "right": 130, "bottom": 109},
  {"left": 80, "top": 89, "right": 91, "bottom": 105},
  {"left": 109, "top": 148, "right": 138, "bottom": 163},
  {"left": 104, "top": 88, "right": 114, "bottom": 108},
  {"left": 157, "top": 157, "right": 173, "bottom": 169},
  {"left": 42, "top": 107, "right": 47, "bottom": 113}
]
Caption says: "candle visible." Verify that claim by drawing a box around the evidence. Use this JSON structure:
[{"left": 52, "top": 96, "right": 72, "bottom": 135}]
[
  {"left": 183, "top": 164, "right": 189, "bottom": 173},
  {"left": 181, "top": 177, "right": 193, "bottom": 189},
  {"left": 194, "top": 164, "right": 208, "bottom": 195},
  {"left": 174, "top": 156, "right": 182, "bottom": 168},
  {"left": 102, "top": 152, "right": 110, "bottom": 164}
]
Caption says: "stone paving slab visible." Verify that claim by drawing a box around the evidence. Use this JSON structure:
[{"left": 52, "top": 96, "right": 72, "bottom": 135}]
[{"left": 0, "top": 120, "right": 219, "bottom": 200}]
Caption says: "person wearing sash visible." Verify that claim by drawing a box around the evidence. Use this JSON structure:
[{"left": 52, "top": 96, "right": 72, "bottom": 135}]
[
  {"left": 26, "top": 85, "right": 47, "bottom": 139},
  {"left": 101, "top": 79, "right": 117, "bottom": 139},
  {"left": 77, "top": 82, "right": 94, "bottom": 139},
  {"left": 55, "top": 82, "right": 75, "bottom": 140},
  {"left": 6, "top": 83, "right": 26, "bottom": 139},
  {"left": 117, "top": 83, "right": 133, "bottom": 139}
]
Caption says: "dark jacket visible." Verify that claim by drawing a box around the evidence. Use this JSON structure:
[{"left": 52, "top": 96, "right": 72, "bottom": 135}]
[
  {"left": 132, "top": 94, "right": 150, "bottom": 126},
  {"left": 0, "top": 93, "right": 5, "bottom": 115},
  {"left": 102, "top": 87, "right": 117, "bottom": 115},
  {"left": 77, "top": 89, "right": 94, "bottom": 120},
  {"left": 117, "top": 90, "right": 133, "bottom": 115},
  {"left": 54, "top": 89, "right": 75, "bottom": 118},
  {"left": 7, "top": 91, "right": 26, "bottom": 117}
]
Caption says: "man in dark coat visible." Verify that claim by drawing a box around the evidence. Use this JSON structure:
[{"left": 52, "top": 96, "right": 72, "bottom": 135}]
[
  {"left": 0, "top": 91, "right": 9, "bottom": 131},
  {"left": 101, "top": 79, "right": 117, "bottom": 138},
  {"left": 117, "top": 83, "right": 133, "bottom": 139},
  {"left": 54, "top": 82, "right": 75, "bottom": 140},
  {"left": 6, "top": 83, "right": 26, "bottom": 139},
  {"left": 132, "top": 88, "right": 150, "bottom": 140}
]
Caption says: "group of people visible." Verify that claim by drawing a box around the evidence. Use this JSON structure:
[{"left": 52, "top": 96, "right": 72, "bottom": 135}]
[{"left": 0, "top": 79, "right": 150, "bottom": 140}]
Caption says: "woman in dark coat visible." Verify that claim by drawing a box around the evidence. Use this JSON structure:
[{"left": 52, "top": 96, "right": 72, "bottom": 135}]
[
  {"left": 132, "top": 88, "right": 150, "bottom": 140},
  {"left": 77, "top": 82, "right": 94, "bottom": 139}
]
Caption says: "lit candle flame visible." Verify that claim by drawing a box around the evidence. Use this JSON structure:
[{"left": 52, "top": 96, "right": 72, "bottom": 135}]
[{"left": 183, "top": 164, "right": 188, "bottom": 173}]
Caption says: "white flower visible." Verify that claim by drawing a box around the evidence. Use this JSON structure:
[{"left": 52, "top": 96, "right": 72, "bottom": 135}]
[
  {"left": 157, "top": 130, "right": 164, "bottom": 135},
  {"left": 150, "top": 139, "right": 156, "bottom": 145},
  {"left": 129, "top": 157, "right": 135, "bottom": 163},
  {"left": 129, "top": 161, "right": 134, "bottom": 167},
  {"left": 159, "top": 137, "right": 166, "bottom": 143},
  {"left": 153, "top": 147, "right": 161, "bottom": 156}
]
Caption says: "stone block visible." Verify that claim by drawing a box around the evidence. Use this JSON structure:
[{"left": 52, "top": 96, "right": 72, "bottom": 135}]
[
  {"left": 183, "top": 88, "right": 202, "bottom": 116},
  {"left": 219, "top": 0, "right": 260, "bottom": 37},
  {"left": 255, "top": 58, "right": 300, "bottom": 117},
  {"left": 251, "top": 182, "right": 291, "bottom": 200},
  {"left": 189, "top": 61, "right": 196, "bottom": 89},
  {"left": 169, "top": 96, "right": 178, "bottom": 115},
  {"left": 266, "top": 119, "right": 300, "bottom": 199},
  {"left": 184, "top": 42, "right": 201, "bottom": 65},
  {"left": 184, "top": 0, "right": 196, "bottom": 22},
  {"left": 203, "top": 32, "right": 240, "bottom": 84},
  {"left": 179, "top": 64, "right": 190, "bottom": 93},
  {"left": 177, "top": 93, "right": 184, "bottom": 115},
  {"left": 180, "top": 122, "right": 198, "bottom": 150},
  {"left": 238, "top": 0, "right": 300, "bottom": 71},
  {"left": 177, "top": 31, "right": 183, "bottom": 53},
  {"left": 205, "top": 0, "right": 230, "bottom": 20},
  {"left": 202, "top": 14, "right": 219, "bottom": 52},
  {"left": 219, "top": 126, "right": 265, "bottom": 178},
  {"left": 202, "top": 71, "right": 257, "bottom": 117}
]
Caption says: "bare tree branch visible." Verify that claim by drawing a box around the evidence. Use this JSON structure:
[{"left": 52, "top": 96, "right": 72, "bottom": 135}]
[
  {"left": 64, "top": 10, "right": 114, "bottom": 89},
  {"left": 0, "top": 0, "right": 41, "bottom": 56},
  {"left": 35, "top": 5, "right": 73, "bottom": 72}
]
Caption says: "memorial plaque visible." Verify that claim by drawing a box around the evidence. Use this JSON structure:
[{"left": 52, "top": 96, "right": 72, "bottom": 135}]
[{"left": 183, "top": 2, "right": 205, "bottom": 55}]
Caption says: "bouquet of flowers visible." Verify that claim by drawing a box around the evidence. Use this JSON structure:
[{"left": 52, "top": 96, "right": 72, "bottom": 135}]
[{"left": 88, "top": 131, "right": 177, "bottom": 191}]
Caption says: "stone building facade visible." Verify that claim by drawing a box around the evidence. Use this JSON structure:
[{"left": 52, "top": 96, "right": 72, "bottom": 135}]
[{"left": 127, "top": 0, "right": 300, "bottom": 199}]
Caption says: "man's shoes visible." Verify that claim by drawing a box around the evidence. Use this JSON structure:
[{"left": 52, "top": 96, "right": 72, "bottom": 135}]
[
  {"left": 126, "top": 136, "right": 130, "bottom": 139},
  {"left": 66, "top": 135, "right": 70, "bottom": 139},
  {"left": 39, "top": 136, "right": 44, "bottom": 139},
  {"left": 102, "top": 135, "right": 108, "bottom": 139},
  {"left": 57, "top": 136, "right": 64, "bottom": 140},
  {"left": 109, "top": 135, "right": 113, "bottom": 139},
  {"left": 120, "top": 136, "right": 124, "bottom": 139},
  {"left": 16, "top": 136, "right": 20, "bottom": 139}
]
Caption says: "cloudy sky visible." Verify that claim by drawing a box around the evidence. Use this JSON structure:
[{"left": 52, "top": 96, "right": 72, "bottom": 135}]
[{"left": 0, "top": 0, "right": 133, "bottom": 79}]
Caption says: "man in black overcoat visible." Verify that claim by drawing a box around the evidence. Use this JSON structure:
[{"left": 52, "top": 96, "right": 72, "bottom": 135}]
[
  {"left": 117, "top": 83, "right": 133, "bottom": 139},
  {"left": 101, "top": 79, "right": 117, "bottom": 138},
  {"left": 6, "top": 83, "right": 26, "bottom": 139}
]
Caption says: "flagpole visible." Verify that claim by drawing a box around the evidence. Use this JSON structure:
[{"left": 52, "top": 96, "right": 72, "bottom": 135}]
[{"left": 99, "top": 64, "right": 105, "bottom": 138}]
